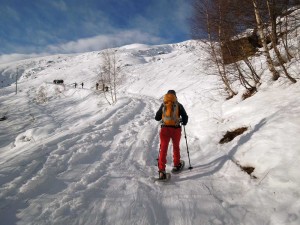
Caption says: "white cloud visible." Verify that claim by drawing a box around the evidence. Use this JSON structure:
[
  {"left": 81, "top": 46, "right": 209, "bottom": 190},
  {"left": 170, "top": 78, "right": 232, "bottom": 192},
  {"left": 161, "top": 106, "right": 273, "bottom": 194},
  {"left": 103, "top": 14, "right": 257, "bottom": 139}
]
[
  {"left": 0, "top": 53, "right": 45, "bottom": 65},
  {"left": 0, "top": 30, "right": 165, "bottom": 64},
  {"left": 46, "top": 30, "right": 165, "bottom": 54}
]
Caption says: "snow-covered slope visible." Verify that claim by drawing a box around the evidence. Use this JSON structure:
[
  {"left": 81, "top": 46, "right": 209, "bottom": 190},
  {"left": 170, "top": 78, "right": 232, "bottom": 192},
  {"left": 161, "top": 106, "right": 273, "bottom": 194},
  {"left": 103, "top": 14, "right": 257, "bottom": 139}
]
[{"left": 0, "top": 37, "right": 300, "bottom": 225}]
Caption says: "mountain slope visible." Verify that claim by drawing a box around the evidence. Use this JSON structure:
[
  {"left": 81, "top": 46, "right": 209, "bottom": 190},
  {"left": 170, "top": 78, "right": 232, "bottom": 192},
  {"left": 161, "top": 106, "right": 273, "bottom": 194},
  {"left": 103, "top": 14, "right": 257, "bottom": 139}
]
[{"left": 0, "top": 40, "right": 300, "bottom": 225}]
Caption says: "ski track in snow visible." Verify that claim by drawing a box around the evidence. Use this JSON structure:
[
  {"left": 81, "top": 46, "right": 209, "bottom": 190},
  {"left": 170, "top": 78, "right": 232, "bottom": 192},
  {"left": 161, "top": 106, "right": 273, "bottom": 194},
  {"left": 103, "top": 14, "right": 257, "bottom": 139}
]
[
  {"left": 1, "top": 37, "right": 300, "bottom": 224},
  {"left": 0, "top": 86, "right": 248, "bottom": 225}
]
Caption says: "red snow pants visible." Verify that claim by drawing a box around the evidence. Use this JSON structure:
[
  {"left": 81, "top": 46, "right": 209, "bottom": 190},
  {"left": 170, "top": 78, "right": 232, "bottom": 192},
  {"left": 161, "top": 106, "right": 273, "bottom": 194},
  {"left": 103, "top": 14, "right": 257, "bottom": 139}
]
[{"left": 158, "top": 127, "right": 181, "bottom": 171}]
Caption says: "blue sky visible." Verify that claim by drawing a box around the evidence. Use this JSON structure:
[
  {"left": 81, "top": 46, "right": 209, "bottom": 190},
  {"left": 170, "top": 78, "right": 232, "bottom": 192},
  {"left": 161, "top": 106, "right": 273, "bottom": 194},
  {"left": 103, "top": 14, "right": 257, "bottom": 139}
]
[{"left": 0, "top": 0, "right": 192, "bottom": 63}]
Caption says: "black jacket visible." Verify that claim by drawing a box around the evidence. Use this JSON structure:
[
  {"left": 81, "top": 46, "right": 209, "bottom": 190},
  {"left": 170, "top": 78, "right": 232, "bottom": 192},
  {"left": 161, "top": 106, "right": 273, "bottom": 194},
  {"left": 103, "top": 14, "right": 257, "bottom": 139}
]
[{"left": 155, "top": 102, "right": 188, "bottom": 126}]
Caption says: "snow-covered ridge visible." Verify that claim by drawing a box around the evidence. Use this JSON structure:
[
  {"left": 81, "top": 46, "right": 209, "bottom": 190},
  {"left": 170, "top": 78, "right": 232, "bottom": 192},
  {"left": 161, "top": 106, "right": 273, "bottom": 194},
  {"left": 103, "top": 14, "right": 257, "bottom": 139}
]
[{"left": 0, "top": 41, "right": 198, "bottom": 89}]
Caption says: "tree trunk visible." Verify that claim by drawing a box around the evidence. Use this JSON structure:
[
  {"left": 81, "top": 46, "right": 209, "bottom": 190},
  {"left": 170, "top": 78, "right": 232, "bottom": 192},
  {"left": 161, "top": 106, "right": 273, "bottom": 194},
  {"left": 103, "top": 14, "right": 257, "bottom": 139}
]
[
  {"left": 267, "top": 0, "right": 297, "bottom": 83},
  {"left": 205, "top": 7, "right": 237, "bottom": 97},
  {"left": 252, "top": 0, "right": 280, "bottom": 81},
  {"left": 243, "top": 59, "right": 261, "bottom": 84}
]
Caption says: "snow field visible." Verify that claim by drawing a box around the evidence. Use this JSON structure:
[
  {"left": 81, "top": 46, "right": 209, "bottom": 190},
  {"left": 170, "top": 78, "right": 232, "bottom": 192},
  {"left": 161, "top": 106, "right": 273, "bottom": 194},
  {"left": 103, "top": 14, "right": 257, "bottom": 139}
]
[{"left": 0, "top": 38, "right": 300, "bottom": 224}]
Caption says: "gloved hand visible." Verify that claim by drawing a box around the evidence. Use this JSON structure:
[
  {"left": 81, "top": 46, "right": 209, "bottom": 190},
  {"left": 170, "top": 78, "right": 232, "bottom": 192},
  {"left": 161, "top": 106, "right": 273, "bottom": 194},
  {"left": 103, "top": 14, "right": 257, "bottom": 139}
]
[{"left": 180, "top": 118, "right": 187, "bottom": 126}]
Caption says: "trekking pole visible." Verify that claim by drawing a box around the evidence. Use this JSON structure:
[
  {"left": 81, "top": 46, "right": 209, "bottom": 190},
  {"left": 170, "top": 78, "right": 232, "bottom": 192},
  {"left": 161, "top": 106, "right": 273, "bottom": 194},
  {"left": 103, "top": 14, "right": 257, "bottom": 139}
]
[{"left": 183, "top": 125, "right": 193, "bottom": 170}]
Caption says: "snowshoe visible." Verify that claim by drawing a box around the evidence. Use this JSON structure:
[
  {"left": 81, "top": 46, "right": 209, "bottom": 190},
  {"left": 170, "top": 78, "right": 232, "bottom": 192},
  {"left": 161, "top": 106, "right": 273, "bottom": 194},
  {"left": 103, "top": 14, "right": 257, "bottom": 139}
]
[
  {"left": 153, "top": 171, "right": 171, "bottom": 182},
  {"left": 159, "top": 171, "right": 167, "bottom": 180},
  {"left": 171, "top": 160, "right": 185, "bottom": 174}
]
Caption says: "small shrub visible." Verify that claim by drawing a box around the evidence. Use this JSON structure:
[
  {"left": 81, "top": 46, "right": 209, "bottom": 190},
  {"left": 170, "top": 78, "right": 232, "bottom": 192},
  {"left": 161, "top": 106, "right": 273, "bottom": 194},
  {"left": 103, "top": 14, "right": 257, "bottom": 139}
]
[
  {"left": 36, "top": 86, "right": 48, "bottom": 104},
  {"left": 219, "top": 127, "right": 248, "bottom": 144},
  {"left": 234, "top": 160, "right": 257, "bottom": 179},
  {"left": 242, "top": 87, "right": 257, "bottom": 100},
  {"left": 240, "top": 165, "right": 257, "bottom": 179}
]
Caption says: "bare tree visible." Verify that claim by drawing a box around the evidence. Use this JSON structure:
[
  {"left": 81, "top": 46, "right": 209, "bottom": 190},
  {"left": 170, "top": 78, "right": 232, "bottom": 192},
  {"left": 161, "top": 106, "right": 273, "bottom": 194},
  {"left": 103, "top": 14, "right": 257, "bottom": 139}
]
[
  {"left": 100, "top": 49, "right": 123, "bottom": 105},
  {"left": 266, "top": 0, "right": 297, "bottom": 83},
  {"left": 191, "top": 0, "right": 299, "bottom": 89},
  {"left": 278, "top": 1, "right": 300, "bottom": 61},
  {"left": 191, "top": 0, "right": 237, "bottom": 98},
  {"left": 36, "top": 86, "right": 47, "bottom": 104},
  {"left": 243, "top": 58, "right": 261, "bottom": 85},
  {"left": 279, "top": 1, "right": 294, "bottom": 61},
  {"left": 252, "top": 0, "right": 281, "bottom": 81}
]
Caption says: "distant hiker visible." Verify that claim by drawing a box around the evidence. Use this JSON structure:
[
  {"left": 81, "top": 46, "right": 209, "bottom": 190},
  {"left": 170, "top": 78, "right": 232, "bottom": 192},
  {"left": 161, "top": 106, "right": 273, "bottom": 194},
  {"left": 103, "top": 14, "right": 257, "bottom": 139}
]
[
  {"left": 96, "top": 82, "right": 99, "bottom": 90},
  {"left": 81, "top": 82, "right": 84, "bottom": 88},
  {"left": 102, "top": 83, "right": 105, "bottom": 91},
  {"left": 74, "top": 82, "right": 77, "bottom": 88},
  {"left": 155, "top": 90, "right": 188, "bottom": 180}
]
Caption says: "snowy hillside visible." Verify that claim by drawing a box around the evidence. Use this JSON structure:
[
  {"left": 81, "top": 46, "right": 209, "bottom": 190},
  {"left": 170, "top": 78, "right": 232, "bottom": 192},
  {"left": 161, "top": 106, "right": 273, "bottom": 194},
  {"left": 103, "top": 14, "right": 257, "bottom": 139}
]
[{"left": 0, "top": 35, "right": 300, "bottom": 225}]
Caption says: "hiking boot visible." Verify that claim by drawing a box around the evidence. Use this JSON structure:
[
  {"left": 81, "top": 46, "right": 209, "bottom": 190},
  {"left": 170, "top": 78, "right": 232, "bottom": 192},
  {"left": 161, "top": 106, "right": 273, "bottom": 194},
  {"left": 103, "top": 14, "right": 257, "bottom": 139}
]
[
  {"left": 158, "top": 171, "right": 167, "bottom": 180},
  {"left": 172, "top": 161, "right": 184, "bottom": 173}
]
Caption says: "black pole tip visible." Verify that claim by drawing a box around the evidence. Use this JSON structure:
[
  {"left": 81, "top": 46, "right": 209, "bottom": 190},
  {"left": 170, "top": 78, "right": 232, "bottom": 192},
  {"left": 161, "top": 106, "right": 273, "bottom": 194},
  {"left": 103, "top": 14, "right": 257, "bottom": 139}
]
[{"left": 188, "top": 166, "right": 193, "bottom": 170}]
